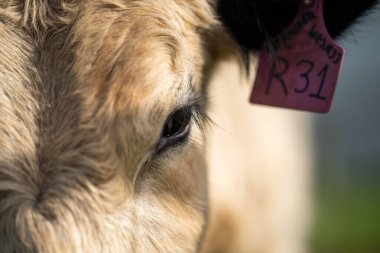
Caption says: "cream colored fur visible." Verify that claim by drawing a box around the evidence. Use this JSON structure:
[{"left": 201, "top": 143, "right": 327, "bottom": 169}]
[{"left": 202, "top": 57, "right": 312, "bottom": 253}]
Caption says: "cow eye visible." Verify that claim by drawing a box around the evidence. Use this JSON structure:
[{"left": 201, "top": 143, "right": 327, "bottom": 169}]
[{"left": 156, "top": 107, "right": 192, "bottom": 153}]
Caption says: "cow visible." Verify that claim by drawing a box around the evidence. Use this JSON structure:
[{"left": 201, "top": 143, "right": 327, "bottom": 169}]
[{"left": 0, "top": 1, "right": 377, "bottom": 252}]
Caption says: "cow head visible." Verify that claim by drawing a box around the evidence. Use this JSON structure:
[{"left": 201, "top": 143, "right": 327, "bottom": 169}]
[{"left": 0, "top": 0, "right": 376, "bottom": 252}]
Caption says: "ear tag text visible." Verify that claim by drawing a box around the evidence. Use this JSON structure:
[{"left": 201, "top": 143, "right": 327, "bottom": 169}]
[{"left": 250, "top": 0, "right": 344, "bottom": 113}]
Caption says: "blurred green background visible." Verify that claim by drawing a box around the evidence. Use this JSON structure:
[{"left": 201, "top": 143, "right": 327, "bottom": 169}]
[{"left": 310, "top": 9, "right": 380, "bottom": 253}]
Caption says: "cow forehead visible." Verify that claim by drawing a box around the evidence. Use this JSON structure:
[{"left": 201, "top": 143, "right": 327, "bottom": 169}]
[
  {"left": 2, "top": 0, "right": 216, "bottom": 101},
  {"left": 73, "top": 1, "right": 214, "bottom": 94}
]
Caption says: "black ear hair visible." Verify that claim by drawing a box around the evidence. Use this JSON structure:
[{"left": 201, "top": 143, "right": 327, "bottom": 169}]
[{"left": 218, "top": 0, "right": 379, "bottom": 51}]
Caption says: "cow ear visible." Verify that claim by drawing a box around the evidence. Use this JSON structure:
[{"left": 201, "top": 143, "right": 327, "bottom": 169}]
[{"left": 217, "top": 0, "right": 378, "bottom": 52}]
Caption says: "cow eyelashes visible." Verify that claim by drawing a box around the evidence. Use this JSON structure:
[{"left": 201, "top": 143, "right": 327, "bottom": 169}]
[{"left": 156, "top": 106, "right": 193, "bottom": 154}]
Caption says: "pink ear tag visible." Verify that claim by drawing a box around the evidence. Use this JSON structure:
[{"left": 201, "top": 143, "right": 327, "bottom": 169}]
[{"left": 250, "top": 0, "right": 344, "bottom": 113}]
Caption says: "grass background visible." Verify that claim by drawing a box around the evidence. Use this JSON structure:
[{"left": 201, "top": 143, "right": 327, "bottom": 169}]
[{"left": 311, "top": 180, "right": 380, "bottom": 253}]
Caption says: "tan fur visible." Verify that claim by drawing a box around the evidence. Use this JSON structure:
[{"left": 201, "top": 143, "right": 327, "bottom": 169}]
[{"left": 0, "top": 1, "right": 310, "bottom": 253}]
